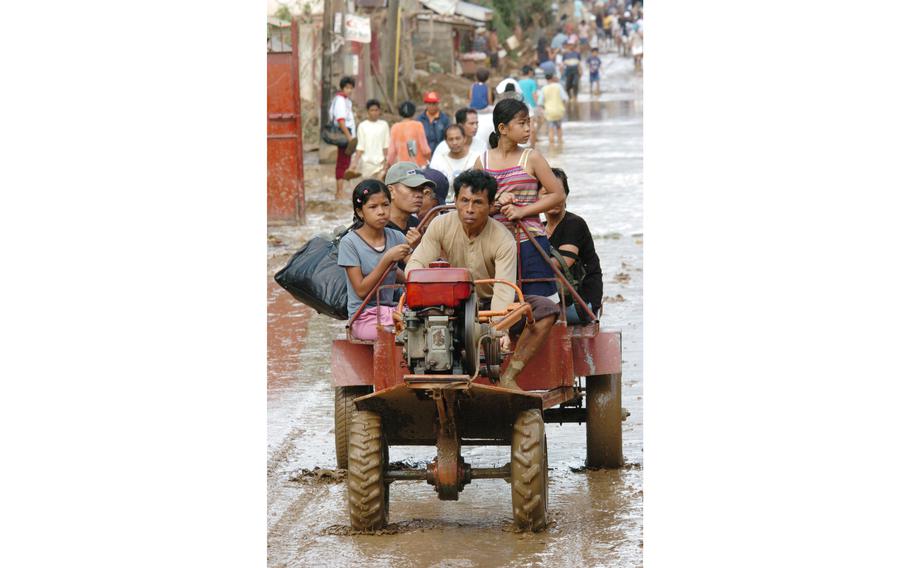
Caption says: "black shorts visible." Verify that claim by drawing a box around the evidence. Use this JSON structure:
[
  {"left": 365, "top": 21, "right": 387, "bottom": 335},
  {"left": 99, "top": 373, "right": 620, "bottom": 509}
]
[{"left": 564, "top": 68, "right": 580, "bottom": 92}]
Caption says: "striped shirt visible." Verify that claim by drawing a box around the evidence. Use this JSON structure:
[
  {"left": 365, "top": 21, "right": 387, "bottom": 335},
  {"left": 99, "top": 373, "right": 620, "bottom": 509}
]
[{"left": 482, "top": 149, "right": 546, "bottom": 241}]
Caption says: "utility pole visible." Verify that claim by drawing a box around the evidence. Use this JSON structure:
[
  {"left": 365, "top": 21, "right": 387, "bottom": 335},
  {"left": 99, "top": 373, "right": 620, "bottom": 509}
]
[
  {"left": 320, "top": 0, "right": 334, "bottom": 132},
  {"left": 384, "top": 0, "right": 400, "bottom": 107}
]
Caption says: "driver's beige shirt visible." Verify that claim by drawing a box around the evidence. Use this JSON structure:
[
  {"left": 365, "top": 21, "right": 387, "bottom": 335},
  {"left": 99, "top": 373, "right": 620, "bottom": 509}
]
[{"left": 405, "top": 212, "right": 517, "bottom": 312}]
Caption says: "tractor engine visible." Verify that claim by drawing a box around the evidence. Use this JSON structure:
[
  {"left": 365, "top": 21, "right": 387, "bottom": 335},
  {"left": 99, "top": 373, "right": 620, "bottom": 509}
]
[{"left": 397, "top": 265, "right": 500, "bottom": 377}]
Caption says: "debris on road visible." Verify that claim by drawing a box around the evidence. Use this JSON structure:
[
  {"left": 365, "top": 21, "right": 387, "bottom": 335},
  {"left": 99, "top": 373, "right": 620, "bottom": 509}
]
[
  {"left": 288, "top": 467, "right": 346, "bottom": 484},
  {"left": 613, "top": 272, "right": 631, "bottom": 284}
]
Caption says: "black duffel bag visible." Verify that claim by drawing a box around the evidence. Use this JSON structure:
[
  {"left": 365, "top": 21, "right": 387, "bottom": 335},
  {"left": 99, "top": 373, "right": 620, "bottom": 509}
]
[
  {"left": 274, "top": 225, "right": 355, "bottom": 320},
  {"left": 321, "top": 123, "right": 349, "bottom": 147}
]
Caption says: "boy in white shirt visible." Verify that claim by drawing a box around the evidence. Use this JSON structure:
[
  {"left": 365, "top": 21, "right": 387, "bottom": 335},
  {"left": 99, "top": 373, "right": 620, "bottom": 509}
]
[{"left": 351, "top": 99, "right": 391, "bottom": 180}]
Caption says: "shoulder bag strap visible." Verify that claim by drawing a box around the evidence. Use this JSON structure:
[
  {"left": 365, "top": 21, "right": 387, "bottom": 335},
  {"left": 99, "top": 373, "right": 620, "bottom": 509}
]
[
  {"left": 549, "top": 246, "right": 580, "bottom": 301},
  {"left": 332, "top": 221, "right": 359, "bottom": 246}
]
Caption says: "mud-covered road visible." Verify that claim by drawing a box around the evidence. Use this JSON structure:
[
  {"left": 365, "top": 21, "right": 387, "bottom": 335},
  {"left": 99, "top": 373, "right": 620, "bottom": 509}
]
[{"left": 267, "top": 55, "right": 643, "bottom": 567}]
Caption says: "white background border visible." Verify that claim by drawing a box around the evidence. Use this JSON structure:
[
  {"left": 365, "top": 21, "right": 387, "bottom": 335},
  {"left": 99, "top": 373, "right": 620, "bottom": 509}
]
[{"left": 2, "top": 1, "right": 909, "bottom": 566}]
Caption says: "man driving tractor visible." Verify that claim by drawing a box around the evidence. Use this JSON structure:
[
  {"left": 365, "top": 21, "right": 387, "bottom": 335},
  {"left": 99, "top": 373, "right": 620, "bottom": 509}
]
[{"left": 405, "top": 169, "right": 559, "bottom": 391}]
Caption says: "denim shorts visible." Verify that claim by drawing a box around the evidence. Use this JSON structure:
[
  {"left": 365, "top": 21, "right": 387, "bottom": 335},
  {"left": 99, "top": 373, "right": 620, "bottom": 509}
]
[
  {"left": 519, "top": 236, "right": 558, "bottom": 298},
  {"left": 565, "top": 302, "right": 593, "bottom": 325}
]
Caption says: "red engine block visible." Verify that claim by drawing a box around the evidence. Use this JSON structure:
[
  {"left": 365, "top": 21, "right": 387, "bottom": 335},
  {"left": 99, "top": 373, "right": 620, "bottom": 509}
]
[{"left": 406, "top": 267, "right": 473, "bottom": 308}]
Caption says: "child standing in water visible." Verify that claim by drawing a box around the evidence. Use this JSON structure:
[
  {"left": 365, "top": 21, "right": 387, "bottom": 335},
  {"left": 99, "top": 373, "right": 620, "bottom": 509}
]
[
  {"left": 473, "top": 98, "right": 566, "bottom": 299},
  {"left": 538, "top": 72, "right": 568, "bottom": 145},
  {"left": 587, "top": 47, "right": 603, "bottom": 96},
  {"left": 337, "top": 180, "right": 412, "bottom": 340}
]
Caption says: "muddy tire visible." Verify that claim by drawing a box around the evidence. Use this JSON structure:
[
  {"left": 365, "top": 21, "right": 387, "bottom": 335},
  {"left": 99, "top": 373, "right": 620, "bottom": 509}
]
[
  {"left": 347, "top": 410, "right": 388, "bottom": 530},
  {"left": 335, "top": 386, "right": 371, "bottom": 469},
  {"left": 586, "top": 374, "right": 623, "bottom": 468},
  {"left": 511, "top": 409, "right": 548, "bottom": 531}
]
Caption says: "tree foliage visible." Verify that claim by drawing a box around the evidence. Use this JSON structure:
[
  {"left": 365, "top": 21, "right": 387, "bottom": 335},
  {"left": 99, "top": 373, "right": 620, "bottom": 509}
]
[{"left": 475, "top": 0, "right": 553, "bottom": 37}]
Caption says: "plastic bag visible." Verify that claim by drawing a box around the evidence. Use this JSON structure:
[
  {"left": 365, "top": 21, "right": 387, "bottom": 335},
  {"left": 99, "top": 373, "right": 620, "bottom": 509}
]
[{"left": 274, "top": 226, "right": 354, "bottom": 320}]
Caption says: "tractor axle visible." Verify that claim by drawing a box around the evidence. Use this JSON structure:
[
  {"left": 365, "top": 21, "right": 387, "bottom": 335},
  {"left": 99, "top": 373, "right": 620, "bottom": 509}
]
[{"left": 384, "top": 463, "right": 511, "bottom": 483}]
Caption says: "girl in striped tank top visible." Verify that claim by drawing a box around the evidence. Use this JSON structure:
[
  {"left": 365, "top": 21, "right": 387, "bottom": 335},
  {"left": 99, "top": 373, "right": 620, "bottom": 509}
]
[{"left": 473, "top": 98, "right": 567, "bottom": 298}]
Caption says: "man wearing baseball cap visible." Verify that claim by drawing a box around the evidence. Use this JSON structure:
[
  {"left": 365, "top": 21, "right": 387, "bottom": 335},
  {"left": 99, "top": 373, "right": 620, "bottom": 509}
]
[
  {"left": 384, "top": 161, "right": 435, "bottom": 242},
  {"left": 416, "top": 91, "right": 450, "bottom": 156}
]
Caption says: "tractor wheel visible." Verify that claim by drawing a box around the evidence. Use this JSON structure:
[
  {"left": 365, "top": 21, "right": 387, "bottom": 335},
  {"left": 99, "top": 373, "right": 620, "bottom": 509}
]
[
  {"left": 347, "top": 410, "right": 388, "bottom": 530},
  {"left": 585, "top": 374, "right": 623, "bottom": 468},
  {"left": 335, "top": 386, "right": 371, "bottom": 469},
  {"left": 511, "top": 409, "right": 548, "bottom": 531}
]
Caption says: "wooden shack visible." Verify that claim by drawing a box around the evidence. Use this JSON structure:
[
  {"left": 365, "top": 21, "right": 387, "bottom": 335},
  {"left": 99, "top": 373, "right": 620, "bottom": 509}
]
[{"left": 414, "top": 0, "right": 492, "bottom": 74}]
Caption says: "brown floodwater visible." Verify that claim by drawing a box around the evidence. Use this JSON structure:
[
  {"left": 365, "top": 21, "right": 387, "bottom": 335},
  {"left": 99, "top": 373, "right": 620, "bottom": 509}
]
[{"left": 268, "top": 53, "right": 643, "bottom": 567}]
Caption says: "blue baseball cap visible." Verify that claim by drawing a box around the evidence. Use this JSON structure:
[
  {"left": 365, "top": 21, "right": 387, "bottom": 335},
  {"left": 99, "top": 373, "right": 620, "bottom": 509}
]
[{"left": 419, "top": 168, "right": 449, "bottom": 204}]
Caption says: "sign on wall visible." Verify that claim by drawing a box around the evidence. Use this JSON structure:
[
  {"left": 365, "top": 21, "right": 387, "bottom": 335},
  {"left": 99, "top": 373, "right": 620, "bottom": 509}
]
[{"left": 344, "top": 14, "right": 371, "bottom": 43}]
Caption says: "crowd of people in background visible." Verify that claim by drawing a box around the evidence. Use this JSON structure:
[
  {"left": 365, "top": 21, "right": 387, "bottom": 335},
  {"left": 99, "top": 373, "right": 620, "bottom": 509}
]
[
  {"left": 328, "top": 1, "right": 644, "bottom": 193},
  {"left": 541, "top": 0, "right": 644, "bottom": 91},
  {"left": 323, "top": 1, "right": 640, "bottom": 368}
]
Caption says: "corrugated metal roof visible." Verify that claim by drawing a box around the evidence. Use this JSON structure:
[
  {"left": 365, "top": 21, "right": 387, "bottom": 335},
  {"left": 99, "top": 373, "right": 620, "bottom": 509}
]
[
  {"left": 455, "top": 1, "right": 493, "bottom": 22},
  {"left": 421, "top": 0, "right": 492, "bottom": 22},
  {"left": 267, "top": 16, "right": 291, "bottom": 27},
  {"left": 421, "top": 0, "right": 456, "bottom": 16}
]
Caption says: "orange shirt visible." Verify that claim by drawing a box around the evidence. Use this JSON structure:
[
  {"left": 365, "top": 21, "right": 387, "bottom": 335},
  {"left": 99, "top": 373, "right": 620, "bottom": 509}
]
[{"left": 386, "top": 119, "right": 432, "bottom": 166}]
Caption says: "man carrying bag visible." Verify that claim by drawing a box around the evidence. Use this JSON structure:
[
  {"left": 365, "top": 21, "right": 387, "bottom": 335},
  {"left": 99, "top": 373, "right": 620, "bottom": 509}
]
[{"left": 325, "top": 76, "right": 358, "bottom": 199}]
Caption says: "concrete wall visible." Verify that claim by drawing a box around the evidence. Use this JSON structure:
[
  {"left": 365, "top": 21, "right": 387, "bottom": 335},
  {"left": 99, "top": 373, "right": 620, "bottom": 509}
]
[{"left": 298, "top": 22, "right": 321, "bottom": 105}]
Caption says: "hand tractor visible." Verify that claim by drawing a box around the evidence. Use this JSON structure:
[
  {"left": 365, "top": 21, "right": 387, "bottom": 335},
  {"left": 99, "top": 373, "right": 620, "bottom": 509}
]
[{"left": 330, "top": 213, "right": 623, "bottom": 531}]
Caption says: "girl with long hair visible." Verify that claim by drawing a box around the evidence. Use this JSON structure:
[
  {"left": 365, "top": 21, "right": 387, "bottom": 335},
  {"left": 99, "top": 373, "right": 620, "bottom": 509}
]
[
  {"left": 337, "top": 179, "right": 411, "bottom": 340},
  {"left": 473, "top": 98, "right": 566, "bottom": 298}
]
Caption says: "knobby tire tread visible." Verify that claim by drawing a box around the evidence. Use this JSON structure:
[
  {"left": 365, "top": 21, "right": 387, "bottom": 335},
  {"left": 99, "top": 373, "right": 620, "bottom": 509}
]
[
  {"left": 335, "top": 386, "right": 371, "bottom": 469},
  {"left": 347, "top": 410, "right": 388, "bottom": 530},
  {"left": 511, "top": 409, "right": 548, "bottom": 531}
]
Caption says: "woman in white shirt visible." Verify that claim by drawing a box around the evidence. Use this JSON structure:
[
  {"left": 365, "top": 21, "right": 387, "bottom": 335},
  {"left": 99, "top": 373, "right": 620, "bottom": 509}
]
[{"left": 428, "top": 124, "right": 480, "bottom": 200}]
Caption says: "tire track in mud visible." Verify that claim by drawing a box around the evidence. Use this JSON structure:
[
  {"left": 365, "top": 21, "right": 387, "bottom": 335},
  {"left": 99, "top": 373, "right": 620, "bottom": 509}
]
[
  {"left": 267, "top": 425, "right": 307, "bottom": 481},
  {"left": 268, "top": 292, "right": 352, "bottom": 566},
  {"left": 268, "top": 481, "right": 334, "bottom": 564}
]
